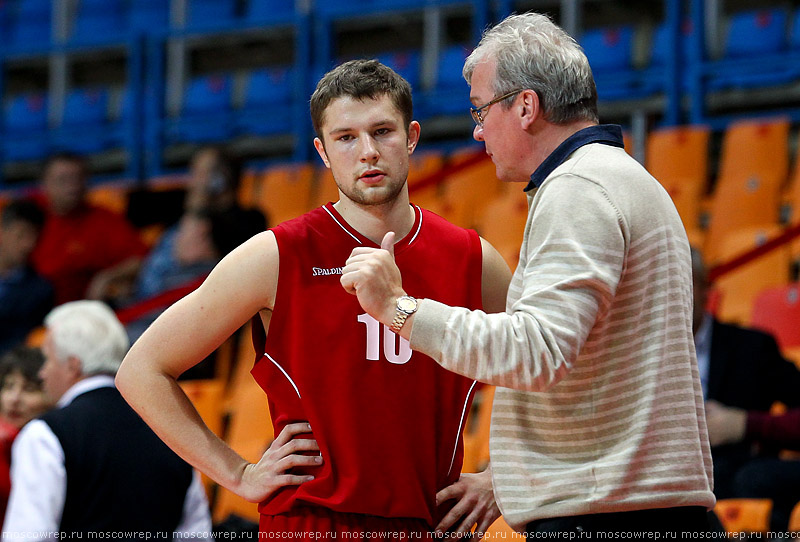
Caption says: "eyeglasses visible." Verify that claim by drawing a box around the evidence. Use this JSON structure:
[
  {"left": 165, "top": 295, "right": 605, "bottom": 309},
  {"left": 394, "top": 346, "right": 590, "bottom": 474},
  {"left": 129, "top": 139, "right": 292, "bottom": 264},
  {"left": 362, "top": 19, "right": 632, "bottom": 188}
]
[{"left": 470, "top": 89, "right": 523, "bottom": 127}]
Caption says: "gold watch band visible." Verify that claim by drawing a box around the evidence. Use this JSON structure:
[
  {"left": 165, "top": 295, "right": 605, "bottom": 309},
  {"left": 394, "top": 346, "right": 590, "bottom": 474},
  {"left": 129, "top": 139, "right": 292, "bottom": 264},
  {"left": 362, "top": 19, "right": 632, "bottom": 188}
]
[{"left": 389, "top": 312, "right": 410, "bottom": 333}]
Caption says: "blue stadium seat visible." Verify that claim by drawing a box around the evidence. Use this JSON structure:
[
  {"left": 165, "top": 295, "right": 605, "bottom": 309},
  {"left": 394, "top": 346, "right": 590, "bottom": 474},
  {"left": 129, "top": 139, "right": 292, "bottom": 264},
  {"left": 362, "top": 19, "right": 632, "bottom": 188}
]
[
  {"left": 3, "top": 91, "right": 49, "bottom": 161},
  {"left": 129, "top": 0, "right": 170, "bottom": 32},
  {"left": 54, "top": 87, "right": 112, "bottom": 154},
  {"left": 646, "top": 20, "right": 693, "bottom": 93},
  {"left": 432, "top": 45, "right": 469, "bottom": 115},
  {"left": 581, "top": 25, "right": 635, "bottom": 73},
  {"left": 4, "top": 92, "right": 48, "bottom": 131},
  {"left": 72, "top": 0, "right": 125, "bottom": 43},
  {"left": 790, "top": 9, "right": 800, "bottom": 49},
  {"left": 437, "top": 45, "right": 468, "bottom": 89},
  {"left": 708, "top": 8, "right": 794, "bottom": 91},
  {"left": 581, "top": 25, "right": 638, "bottom": 100},
  {"left": 10, "top": 0, "right": 51, "bottom": 49},
  {"left": 168, "top": 73, "right": 233, "bottom": 143},
  {"left": 650, "top": 22, "right": 676, "bottom": 68},
  {"left": 724, "top": 8, "right": 787, "bottom": 59},
  {"left": 0, "top": 1, "right": 11, "bottom": 40},
  {"left": 243, "top": 66, "right": 293, "bottom": 107},
  {"left": 186, "top": 0, "right": 237, "bottom": 29},
  {"left": 376, "top": 50, "right": 421, "bottom": 90},
  {"left": 183, "top": 74, "right": 233, "bottom": 115},
  {"left": 237, "top": 67, "right": 293, "bottom": 136},
  {"left": 62, "top": 87, "right": 109, "bottom": 127},
  {"left": 245, "top": 0, "right": 294, "bottom": 22}
]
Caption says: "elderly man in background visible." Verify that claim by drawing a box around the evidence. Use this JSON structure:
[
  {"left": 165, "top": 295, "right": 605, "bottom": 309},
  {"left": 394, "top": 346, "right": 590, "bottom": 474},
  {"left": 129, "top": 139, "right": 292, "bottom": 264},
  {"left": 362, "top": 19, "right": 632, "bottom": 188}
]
[{"left": 3, "top": 300, "right": 210, "bottom": 539}]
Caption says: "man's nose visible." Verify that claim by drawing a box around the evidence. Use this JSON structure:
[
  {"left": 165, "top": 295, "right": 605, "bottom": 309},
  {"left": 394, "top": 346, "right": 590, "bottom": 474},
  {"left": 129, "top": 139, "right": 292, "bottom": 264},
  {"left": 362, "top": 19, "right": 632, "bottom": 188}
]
[{"left": 360, "top": 136, "right": 379, "bottom": 162}]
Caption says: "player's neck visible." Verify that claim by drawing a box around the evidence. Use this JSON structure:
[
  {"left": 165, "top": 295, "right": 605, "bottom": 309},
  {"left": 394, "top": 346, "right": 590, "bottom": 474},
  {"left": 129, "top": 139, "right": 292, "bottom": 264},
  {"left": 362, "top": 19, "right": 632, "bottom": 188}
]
[{"left": 334, "top": 190, "right": 415, "bottom": 245}]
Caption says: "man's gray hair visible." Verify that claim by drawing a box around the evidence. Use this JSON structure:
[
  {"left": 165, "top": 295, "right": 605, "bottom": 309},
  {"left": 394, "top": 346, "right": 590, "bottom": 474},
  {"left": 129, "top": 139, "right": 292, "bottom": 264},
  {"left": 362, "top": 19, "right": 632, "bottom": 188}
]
[
  {"left": 44, "top": 301, "right": 130, "bottom": 376},
  {"left": 463, "top": 12, "right": 599, "bottom": 125}
]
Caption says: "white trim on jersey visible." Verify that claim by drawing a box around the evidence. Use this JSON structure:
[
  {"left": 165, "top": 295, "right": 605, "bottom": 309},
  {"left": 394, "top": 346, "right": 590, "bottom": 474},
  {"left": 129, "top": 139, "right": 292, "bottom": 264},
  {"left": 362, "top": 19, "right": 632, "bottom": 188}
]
[
  {"left": 265, "top": 352, "right": 302, "bottom": 399},
  {"left": 408, "top": 205, "right": 423, "bottom": 245},
  {"left": 448, "top": 380, "right": 478, "bottom": 477},
  {"left": 322, "top": 206, "right": 363, "bottom": 245}
]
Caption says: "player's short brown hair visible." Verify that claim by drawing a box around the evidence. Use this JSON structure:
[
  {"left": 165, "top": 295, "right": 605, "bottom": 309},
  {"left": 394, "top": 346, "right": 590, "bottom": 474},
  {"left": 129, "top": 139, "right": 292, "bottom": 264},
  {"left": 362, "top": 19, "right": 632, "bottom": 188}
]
[{"left": 310, "top": 59, "right": 413, "bottom": 142}]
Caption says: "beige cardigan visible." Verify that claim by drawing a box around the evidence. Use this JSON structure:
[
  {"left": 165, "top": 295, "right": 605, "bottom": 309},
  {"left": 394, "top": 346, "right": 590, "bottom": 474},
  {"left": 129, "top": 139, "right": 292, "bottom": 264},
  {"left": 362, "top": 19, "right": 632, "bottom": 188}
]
[{"left": 411, "top": 142, "right": 715, "bottom": 529}]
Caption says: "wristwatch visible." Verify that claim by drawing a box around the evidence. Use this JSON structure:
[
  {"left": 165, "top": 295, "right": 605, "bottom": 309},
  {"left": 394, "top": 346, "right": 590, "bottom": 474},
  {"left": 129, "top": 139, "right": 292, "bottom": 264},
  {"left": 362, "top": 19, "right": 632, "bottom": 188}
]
[{"left": 389, "top": 295, "right": 418, "bottom": 333}]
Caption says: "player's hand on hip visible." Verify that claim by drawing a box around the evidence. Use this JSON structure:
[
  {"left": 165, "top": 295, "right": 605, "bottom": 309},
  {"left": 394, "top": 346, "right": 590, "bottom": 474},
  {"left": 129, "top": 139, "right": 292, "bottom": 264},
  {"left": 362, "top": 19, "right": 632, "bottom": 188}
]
[
  {"left": 237, "top": 422, "right": 321, "bottom": 502},
  {"left": 341, "top": 231, "right": 405, "bottom": 326},
  {"left": 434, "top": 468, "right": 500, "bottom": 538}
]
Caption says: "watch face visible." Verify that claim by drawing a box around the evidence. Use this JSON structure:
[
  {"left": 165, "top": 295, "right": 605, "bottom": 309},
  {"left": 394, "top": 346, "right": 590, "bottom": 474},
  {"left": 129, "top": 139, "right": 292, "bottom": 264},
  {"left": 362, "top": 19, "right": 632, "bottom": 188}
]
[{"left": 398, "top": 296, "right": 417, "bottom": 313}]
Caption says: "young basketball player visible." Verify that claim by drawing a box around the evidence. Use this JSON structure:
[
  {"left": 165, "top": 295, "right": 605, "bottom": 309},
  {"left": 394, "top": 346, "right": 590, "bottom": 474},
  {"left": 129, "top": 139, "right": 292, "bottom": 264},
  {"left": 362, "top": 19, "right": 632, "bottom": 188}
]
[{"left": 116, "top": 59, "right": 511, "bottom": 538}]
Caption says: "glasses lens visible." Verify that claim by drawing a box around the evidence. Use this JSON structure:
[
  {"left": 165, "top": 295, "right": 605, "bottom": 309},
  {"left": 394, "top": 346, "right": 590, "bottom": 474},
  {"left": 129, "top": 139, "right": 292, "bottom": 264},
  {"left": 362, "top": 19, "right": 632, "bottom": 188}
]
[{"left": 470, "top": 108, "right": 482, "bottom": 126}]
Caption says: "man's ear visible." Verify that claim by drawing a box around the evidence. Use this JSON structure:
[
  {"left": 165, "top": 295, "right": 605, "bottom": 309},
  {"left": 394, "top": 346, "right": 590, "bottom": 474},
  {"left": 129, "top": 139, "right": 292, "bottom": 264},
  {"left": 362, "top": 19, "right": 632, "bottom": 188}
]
[
  {"left": 407, "top": 121, "right": 421, "bottom": 155},
  {"left": 66, "top": 356, "right": 83, "bottom": 379},
  {"left": 519, "top": 90, "right": 540, "bottom": 129},
  {"left": 314, "top": 137, "right": 331, "bottom": 168}
]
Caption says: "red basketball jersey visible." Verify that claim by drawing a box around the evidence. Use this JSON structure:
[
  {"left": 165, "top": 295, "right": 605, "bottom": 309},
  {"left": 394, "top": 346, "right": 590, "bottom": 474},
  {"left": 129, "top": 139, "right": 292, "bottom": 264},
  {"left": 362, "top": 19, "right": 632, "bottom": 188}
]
[{"left": 251, "top": 202, "right": 483, "bottom": 526}]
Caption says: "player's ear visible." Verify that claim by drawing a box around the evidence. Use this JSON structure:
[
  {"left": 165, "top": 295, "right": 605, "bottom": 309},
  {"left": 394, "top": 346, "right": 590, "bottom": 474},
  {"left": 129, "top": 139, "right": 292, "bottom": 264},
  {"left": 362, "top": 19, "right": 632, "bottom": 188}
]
[
  {"left": 314, "top": 137, "right": 331, "bottom": 168},
  {"left": 407, "top": 121, "right": 421, "bottom": 155}
]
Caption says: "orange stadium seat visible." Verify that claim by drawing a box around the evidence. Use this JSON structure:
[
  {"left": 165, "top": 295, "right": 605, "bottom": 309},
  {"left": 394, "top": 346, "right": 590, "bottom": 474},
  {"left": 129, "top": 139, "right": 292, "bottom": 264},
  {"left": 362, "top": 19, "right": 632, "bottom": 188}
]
[
  {"left": 237, "top": 168, "right": 260, "bottom": 208},
  {"left": 704, "top": 118, "right": 789, "bottom": 265},
  {"left": 213, "top": 362, "right": 274, "bottom": 523},
  {"left": 713, "top": 499, "right": 772, "bottom": 534},
  {"left": 179, "top": 378, "right": 227, "bottom": 496},
  {"left": 485, "top": 516, "right": 525, "bottom": 539},
  {"left": 407, "top": 150, "right": 445, "bottom": 188},
  {"left": 257, "top": 163, "right": 315, "bottom": 226},
  {"left": 645, "top": 125, "right": 710, "bottom": 233},
  {"left": 179, "top": 378, "right": 226, "bottom": 437},
  {"left": 87, "top": 183, "right": 130, "bottom": 215},
  {"left": 712, "top": 225, "right": 791, "bottom": 325},
  {"left": 781, "top": 155, "right": 800, "bottom": 260},
  {"left": 785, "top": 154, "right": 800, "bottom": 220},
  {"left": 25, "top": 326, "right": 46, "bottom": 348},
  {"left": 462, "top": 386, "right": 494, "bottom": 474},
  {"left": 751, "top": 282, "right": 800, "bottom": 367},
  {"left": 438, "top": 149, "right": 501, "bottom": 229},
  {"left": 476, "top": 187, "right": 527, "bottom": 269},
  {"left": 407, "top": 151, "right": 447, "bottom": 214},
  {"left": 788, "top": 500, "right": 800, "bottom": 531},
  {"left": 309, "top": 167, "right": 341, "bottom": 209}
]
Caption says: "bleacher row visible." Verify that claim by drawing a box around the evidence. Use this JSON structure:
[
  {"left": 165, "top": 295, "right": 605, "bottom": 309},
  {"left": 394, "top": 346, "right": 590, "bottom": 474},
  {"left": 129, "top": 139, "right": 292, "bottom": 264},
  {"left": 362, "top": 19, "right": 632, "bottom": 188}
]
[
  {"left": 588, "top": 6, "right": 800, "bottom": 102},
  {"left": 645, "top": 118, "right": 800, "bottom": 361},
  {"left": 5, "top": 1, "right": 800, "bottom": 182}
]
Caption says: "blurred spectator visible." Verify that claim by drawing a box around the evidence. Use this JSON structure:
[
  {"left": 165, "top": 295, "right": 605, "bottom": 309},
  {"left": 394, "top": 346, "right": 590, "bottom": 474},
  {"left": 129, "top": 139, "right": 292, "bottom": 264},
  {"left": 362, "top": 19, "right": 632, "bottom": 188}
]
[
  {"left": 135, "top": 206, "right": 266, "bottom": 301},
  {"left": 0, "top": 200, "right": 54, "bottom": 356},
  {"left": 124, "top": 145, "right": 251, "bottom": 237},
  {"left": 3, "top": 301, "right": 211, "bottom": 538},
  {"left": 183, "top": 145, "right": 244, "bottom": 214},
  {"left": 0, "top": 346, "right": 52, "bottom": 529},
  {"left": 692, "top": 247, "right": 800, "bottom": 531},
  {"left": 31, "top": 152, "right": 148, "bottom": 305},
  {"left": 125, "top": 206, "right": 266, "bottom": 341}
]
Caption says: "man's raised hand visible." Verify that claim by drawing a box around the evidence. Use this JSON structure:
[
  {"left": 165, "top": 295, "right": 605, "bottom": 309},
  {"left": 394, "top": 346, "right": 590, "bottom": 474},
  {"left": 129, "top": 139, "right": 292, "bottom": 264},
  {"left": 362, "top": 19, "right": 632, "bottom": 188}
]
[{"left": 341, "top": 231, "right": 405, "bottom": 327}]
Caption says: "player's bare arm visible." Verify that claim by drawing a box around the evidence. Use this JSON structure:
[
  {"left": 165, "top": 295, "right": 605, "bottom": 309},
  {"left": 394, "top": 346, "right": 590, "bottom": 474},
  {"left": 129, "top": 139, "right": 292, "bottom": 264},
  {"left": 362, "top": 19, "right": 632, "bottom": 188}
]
[{"left": 116, "top": 231, "right": 321, "bottom": 503}]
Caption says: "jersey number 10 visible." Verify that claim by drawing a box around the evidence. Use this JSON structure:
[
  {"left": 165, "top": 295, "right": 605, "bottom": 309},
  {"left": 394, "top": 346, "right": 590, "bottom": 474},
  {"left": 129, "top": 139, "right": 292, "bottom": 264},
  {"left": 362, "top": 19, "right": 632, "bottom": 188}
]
[{"left": 357, "top": 314, "right": 412, "bottom": 364}]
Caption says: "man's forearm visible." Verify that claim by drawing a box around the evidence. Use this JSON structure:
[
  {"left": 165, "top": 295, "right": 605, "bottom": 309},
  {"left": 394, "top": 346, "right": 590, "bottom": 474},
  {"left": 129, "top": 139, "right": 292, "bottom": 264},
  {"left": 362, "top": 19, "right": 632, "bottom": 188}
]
[{"left": 115, "top": 362, "right": 249, "bottom": 493}]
